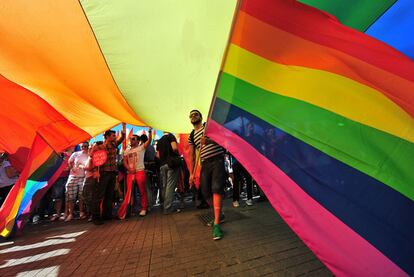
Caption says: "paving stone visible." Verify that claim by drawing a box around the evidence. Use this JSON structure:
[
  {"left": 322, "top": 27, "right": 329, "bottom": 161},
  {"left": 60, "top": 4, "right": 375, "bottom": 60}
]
[{"left": 0, "top": 201, "right": 331, "bottom": 277}]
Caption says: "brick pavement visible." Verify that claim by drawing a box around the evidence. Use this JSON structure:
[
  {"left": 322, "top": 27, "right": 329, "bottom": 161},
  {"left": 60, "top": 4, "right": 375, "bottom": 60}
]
[{"left": 0, "top": 201, "right": 332, "bottom": 276}]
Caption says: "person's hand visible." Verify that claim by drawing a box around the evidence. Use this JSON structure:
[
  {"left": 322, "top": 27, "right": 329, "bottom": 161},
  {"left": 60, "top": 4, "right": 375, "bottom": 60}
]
[
  {"left": 148, "top": 126, "right": 153, "bottom": 132},
  {"left": 89, "top": 146, "right": 97, "bottom": 157},
  {"left": 93, "top": 171, "right": 100, "bottom": 179}
]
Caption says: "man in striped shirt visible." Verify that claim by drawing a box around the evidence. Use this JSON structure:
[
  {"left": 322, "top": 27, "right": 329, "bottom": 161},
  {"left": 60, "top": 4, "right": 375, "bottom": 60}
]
[{"left": 188, "top": 110, "right": 225, "bottom": 240}]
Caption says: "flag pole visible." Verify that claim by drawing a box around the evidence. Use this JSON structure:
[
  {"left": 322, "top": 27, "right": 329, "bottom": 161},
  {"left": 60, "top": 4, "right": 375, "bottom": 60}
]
[
  {"left": 205, "top": 0, "right": 243, "bottom": 130},
  {"left": 122, "top": 123, "right": 126, "bottom": 152}
]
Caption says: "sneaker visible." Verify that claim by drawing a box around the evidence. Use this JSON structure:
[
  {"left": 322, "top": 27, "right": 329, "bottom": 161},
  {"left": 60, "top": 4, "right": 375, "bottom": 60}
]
[
  {"left": 207, "top": 213, "right": 225, "bottom": 227},
  {"left": 59, "top": 215, "right": 66, "bottom": 221},
  {"left": 232, "top": 201, "right": 240, "bottom": 208},
  {"left": 246, "top": 199, "right": 253, "bottom": 206},
  {"left": 139, "top": 210, "right": 147, "bottom": 217},
  {"left": 32, "top": 215, "right": 41, "bottom": 224},
  {"left": 212, "top": 224, "right": 223, "bottom": 240},
  {"left": 163, "top": 208, "right": 181, "bottom": 215}
]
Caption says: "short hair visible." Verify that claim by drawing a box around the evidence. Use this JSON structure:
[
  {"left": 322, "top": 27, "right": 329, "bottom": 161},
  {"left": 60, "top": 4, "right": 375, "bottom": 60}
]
[
  {"left": 189, "top": 109, "right": 202, "bottom": 117},
  {"left": 140, "top": 134, "right": 148, "bottom": 143},
  {"left": 104, "top": 130, "right": 116, "bottom": 139},
  {"left": 95, "top": 141, "right": 103, "bottom": 146},
  {"left": 131, "top": 134, "right": 140, "bottom": 140}
]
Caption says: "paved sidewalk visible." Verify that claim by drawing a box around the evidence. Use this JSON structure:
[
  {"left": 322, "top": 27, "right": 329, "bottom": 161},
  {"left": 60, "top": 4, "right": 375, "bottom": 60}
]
[{"left": 0, "top": 201, "right": 332, "bottom": 276}]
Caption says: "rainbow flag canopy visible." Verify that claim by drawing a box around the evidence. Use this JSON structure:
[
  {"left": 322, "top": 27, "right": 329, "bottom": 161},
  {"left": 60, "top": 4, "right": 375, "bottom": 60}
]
[{"left": 0, "top": 1, "right": 414, "bottom": 276}]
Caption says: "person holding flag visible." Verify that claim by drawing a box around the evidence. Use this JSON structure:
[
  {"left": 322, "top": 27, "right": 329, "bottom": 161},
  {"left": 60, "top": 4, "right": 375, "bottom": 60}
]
[{"left": 188, "top": 110, "right": 226, "bottom": 240}]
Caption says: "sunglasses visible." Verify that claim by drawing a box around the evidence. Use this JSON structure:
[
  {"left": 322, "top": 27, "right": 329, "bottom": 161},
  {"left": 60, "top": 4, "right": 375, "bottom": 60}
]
[{"left": 189, "top": 113, "right": 200, "bottom": 118}]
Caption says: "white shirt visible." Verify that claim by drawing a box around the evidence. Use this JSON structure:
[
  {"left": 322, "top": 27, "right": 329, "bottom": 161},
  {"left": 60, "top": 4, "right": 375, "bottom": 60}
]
[
  {"left": 84, "top": 157, "right": 94, "bottom": 178},
  {"left": 68, "top": 151, "right": 89, "bottom": 177},
  {"left": 0, "top": 161, "right": 18, "bottom": 188},
  {"left": 124, "top": 145, "right": 146, "bottom": 171}
]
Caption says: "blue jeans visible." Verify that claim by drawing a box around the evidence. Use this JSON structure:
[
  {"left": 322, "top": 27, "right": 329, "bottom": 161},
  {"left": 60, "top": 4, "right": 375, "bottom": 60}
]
[{"left": 160, "top": 164, "right": 178, "bottom": 212}]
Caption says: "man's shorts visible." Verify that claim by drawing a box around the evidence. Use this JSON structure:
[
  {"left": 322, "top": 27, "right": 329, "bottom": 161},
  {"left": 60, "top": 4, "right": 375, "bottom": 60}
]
[
  {"left": 65, "top": 176, "right": 85, "bottom": 202},
  {"left": 200, "top": 155, "right": 226, "bottom": 199},
  {"left": 51, "top": 177, "right": 67, "bottom": 200}
]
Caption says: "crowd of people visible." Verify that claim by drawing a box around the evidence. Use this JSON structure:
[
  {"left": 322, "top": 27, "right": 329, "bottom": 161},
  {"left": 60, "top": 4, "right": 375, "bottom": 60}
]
[{"left": 0, "top": 110, "right": 268, "bottom": 240}]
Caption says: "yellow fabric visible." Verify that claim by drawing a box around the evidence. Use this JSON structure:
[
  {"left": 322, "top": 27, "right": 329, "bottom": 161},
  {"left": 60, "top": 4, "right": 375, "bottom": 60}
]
[
  {"left": 81, "top": 0, "right": 238, "bottom": 133},
  {"left": 224, "top": 45, "right": 414, "bottom": 143}
]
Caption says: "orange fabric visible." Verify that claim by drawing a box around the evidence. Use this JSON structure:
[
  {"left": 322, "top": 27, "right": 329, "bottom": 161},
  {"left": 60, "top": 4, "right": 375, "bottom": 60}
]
[
  {"left": 0, "top": 1, "right": 144, "bottom": 136},
  {"left": 0, "top": 75, "right": 90, "bottom": 171},
  {"left": 178, "top": 134, "right": 190, "bottom": 168},
  {"left": 178, "top": 134, "right": 201, "bottom": 188}
]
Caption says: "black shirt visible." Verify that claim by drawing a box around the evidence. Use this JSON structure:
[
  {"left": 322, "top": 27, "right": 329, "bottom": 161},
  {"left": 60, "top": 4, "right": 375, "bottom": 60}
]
[{"left": 157, "top": 133, "right": 178, "bottom": 165}]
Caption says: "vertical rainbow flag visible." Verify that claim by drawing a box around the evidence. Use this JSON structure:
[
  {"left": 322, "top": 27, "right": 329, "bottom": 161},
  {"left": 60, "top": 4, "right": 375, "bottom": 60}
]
[{"left": 207, "top": 0, "right": 414, "bottom": 276}]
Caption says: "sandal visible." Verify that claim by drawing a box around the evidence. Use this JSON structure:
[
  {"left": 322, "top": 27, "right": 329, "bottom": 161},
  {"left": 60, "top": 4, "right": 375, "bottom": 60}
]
[
  {"left": 64, "top": 214, "right": 73, "bottom": 222},
  {"left": 50, "top": 214, "right": 59, "bottom": 222}
]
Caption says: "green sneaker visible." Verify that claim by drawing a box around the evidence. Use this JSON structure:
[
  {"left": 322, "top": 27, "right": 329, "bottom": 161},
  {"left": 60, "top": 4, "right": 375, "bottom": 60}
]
[
  {"left": 206, "top": 213, "right": 225, "bottom": 227},
  {"left": 212, "top": 224, "right": 223, "bottom": 240}
]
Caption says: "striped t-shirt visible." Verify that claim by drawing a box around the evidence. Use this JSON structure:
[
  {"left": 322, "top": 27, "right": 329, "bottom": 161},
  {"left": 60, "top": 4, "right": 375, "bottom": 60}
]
[{"left": 188, "top": 124, "right": 224, "bottom": 160}]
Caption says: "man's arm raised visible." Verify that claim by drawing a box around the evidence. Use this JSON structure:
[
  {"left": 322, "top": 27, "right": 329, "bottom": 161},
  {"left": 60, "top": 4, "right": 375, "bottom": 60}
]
[{"left": 143, "top": 127, "right": 153, "bottom": 149}]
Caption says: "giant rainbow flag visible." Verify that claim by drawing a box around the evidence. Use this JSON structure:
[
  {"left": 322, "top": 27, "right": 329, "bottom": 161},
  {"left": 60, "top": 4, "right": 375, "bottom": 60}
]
[
  {"left": 0, "top": 1, "right": 237, "bottom": 237},
  {"left": 207, "top": 0, "right": 414, "bottom": 276},
  {"left": 0, "top": 0, "right": 413, "bottom": 275}
]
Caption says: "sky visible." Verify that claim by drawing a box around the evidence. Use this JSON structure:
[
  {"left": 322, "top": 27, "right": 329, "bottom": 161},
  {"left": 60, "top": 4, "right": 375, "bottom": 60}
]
[{"left": 90, "top": 123, "right": 165, "bottom": 143}]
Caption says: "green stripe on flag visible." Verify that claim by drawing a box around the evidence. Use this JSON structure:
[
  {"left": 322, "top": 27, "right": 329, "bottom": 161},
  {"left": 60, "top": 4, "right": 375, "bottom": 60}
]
[
  {"left": 217, "top": 72, "right": 414, "bottom": 201},
  {"left": 298, "top": 0, "right": 397, "bottom": 31}
]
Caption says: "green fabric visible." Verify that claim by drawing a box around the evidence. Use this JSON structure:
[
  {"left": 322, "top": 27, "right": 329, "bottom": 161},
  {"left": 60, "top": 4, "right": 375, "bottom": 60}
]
[
  {"left": 298, "top": 0, "right": 397, "bottom": 31},
  {"left": 217, "top": 73, "right": 414, "bottom": 201},
  {"left": 80, "top": 0, "right": 237, "bottom": 133}
]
